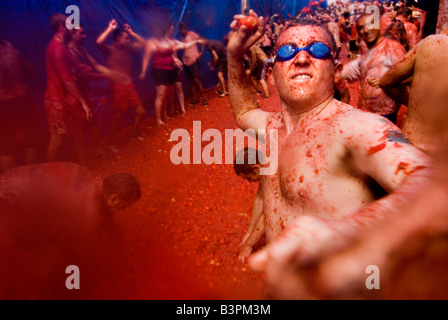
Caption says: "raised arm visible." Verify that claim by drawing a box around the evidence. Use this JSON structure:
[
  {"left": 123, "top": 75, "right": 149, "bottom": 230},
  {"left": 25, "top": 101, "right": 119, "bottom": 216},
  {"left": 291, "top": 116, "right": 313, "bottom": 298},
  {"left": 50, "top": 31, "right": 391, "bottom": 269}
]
[
  {"left": 96, "top": 19, "right": 117, "bottom": 52},
  {"left": 123, "top": 24, "right": 146, "bottom": 49},
  {"left": 227, "top": 10, "right": 270, "bottom": 133}
]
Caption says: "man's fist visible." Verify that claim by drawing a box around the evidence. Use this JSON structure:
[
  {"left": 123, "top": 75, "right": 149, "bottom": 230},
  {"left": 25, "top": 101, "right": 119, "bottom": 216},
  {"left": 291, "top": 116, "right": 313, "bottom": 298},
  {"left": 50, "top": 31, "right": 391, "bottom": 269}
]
[
  {"left": 123, "top": 23, "right": 133, "bottom": 34},
  {"left": 109, "top": 19, "right": 118, "bottom": 30}
]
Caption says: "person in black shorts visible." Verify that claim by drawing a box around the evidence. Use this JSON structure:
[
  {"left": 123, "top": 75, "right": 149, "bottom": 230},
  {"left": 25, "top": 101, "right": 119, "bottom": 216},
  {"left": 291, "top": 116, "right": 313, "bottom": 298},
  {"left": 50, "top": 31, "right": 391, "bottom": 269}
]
[{"left": 205, "top": 37, "right": 228, "bottom": 97}]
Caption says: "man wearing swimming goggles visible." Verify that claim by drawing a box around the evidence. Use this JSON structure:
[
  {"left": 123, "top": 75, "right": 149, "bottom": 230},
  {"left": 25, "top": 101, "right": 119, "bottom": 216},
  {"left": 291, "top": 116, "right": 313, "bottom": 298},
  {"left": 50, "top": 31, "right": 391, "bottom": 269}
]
[{"left": 227, "top": 10, "right": 431, "bottom": 299}]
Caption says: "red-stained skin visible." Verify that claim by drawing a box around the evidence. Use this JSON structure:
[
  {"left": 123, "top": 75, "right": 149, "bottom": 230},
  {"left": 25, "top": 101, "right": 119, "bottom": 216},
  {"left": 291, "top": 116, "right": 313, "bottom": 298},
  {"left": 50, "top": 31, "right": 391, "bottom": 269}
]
[
  {"left": 366, "top": 142, "right": 387, "bottom": 156},
  {"left": 401, "top": 34, "right": 448, "bottom": 154},
  {"left": 259, "top": 26, "right": 391, "bottom": 242},
  {"left": 272, "top": 26, "right": 335, "bottom": 113},
  {"left": 355, "top": 15, "right": 407, "bottom": 115},
  {"left": 256, "top": 24, "right": 430, "bottom": 243}
]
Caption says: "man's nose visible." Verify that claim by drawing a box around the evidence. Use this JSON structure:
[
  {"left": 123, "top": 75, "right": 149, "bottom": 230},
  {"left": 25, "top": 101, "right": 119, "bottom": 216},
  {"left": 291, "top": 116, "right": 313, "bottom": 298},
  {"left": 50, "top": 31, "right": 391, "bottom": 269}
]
[{"left": 293, "top": 49, "right": 311, "bottom": 66}]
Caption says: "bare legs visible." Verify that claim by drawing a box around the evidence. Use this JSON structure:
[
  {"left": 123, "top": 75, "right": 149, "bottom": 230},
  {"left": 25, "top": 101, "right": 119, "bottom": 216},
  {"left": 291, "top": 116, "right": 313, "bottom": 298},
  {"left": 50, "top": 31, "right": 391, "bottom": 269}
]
[
  {"left": 194, "top": 77, "right": 207, "bottom": 105},
  {"left": 175, "top": 81, "right": 186, "bottom": 114},
  {"left": 155, "top": 84, "right": 169, "bottom": 126},
  {"left": 217, "top": 72, "right": 229, "bottom": 96},
  {"left": 132, "top": 105, "right": 145, "bottom": 138}
]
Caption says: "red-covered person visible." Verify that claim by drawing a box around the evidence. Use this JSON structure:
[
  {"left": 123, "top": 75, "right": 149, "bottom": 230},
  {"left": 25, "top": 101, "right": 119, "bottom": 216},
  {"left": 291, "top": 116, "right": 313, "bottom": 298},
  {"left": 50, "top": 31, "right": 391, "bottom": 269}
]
[
  {"left": 96, "top": 19, "right": 146, "bottom": 152},
  {"left": 44, "top": 14, "right": 93, "bottom": 166},
  {"left": 227, "top": 10, "right": 431, "bottom": 299}
]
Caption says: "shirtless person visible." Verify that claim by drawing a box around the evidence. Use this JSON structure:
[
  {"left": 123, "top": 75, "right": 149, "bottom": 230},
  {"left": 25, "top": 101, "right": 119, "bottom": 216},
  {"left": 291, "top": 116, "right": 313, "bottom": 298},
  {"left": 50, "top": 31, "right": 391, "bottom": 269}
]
[
  {"left": 368, "top": 31, "right": 448, "bottom": 155},
  {"left": 0, "top": 40, "right": 38, "bottom": 173},
  {"left": 96, "top": 19, "right": 146, "bottom": 152},
  {"left": 44, "top": 14, "right": 93, "bottom": 167},
  {"left": 227, "top": 11, "right": 431, "bottom": 297},
  {"left": 249, "top": 34, "right": 448, "bottom": 298},
  {"left": 342, "top": 13, "right": 406, "bottom": 124}
]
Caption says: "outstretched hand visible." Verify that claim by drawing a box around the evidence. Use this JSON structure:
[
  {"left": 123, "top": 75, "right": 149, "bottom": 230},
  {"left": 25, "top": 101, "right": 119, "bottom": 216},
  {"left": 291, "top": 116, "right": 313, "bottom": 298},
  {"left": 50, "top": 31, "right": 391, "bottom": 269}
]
[{"left": 248, "top": 215, "right": 347, "bottom": 299}]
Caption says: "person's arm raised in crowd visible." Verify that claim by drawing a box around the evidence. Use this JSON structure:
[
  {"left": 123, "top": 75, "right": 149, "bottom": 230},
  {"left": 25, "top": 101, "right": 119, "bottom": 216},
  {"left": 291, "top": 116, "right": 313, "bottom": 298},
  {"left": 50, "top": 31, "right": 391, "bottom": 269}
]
[
  {"left": 96, "top": 19, "right": 117, "bottom": 53},
  {"left": 123, "top": 23, "right": 146, "bottom": 49},
  {"left": 227, "top": 10, "right": 270, "bottom": 135}
]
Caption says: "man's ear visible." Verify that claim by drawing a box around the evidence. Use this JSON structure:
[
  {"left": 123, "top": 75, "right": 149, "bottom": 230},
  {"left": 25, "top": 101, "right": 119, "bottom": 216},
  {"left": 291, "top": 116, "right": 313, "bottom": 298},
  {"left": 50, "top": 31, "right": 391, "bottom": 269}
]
[
  {"left": 334, "top": 61, "right": 344, "bottom": 84},
  {"left": 106, "top": 194, "right": 121, "bottom": 208}
]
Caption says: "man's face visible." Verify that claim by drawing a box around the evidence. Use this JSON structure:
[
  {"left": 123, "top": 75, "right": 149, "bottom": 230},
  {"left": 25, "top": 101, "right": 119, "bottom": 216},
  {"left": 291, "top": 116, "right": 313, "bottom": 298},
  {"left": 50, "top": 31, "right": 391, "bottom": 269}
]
[
  {"left": 179, "top": 27, "right": 188, "bottom": 38},
  {"left": 272, "top": 25, "right": 335, "bottom": 110},
  {"left": 62, "top": 25, "right": 74, "bottom": 43},
  {"left": 116, "top": 32, "right": 130, "bottom": 46},
  {"left": 357, "top": 15, "right": 380, "bottom": 47},
  {"left": 72, "top": 27, "right": 86, "bottom": 45}
]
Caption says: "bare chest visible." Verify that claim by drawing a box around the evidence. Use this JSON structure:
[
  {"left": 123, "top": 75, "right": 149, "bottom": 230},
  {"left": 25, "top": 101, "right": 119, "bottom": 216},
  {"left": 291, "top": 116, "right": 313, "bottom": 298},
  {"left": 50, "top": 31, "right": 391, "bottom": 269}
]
[{"left": 264, "top": 124, "right": 342, "bottom": 208}]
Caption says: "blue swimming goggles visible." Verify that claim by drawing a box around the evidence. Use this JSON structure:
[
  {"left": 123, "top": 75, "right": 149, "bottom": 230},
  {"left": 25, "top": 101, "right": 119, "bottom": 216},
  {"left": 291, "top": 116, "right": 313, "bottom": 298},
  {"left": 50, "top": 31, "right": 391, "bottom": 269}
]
[{"left": 274, "top": 42, "right": 333, "bottom": 62}]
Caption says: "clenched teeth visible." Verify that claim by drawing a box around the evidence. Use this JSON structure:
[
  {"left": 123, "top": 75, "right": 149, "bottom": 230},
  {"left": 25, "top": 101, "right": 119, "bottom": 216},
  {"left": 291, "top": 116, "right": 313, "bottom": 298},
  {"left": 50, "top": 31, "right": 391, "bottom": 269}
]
[{"left": 293, "top": 74, "right": 311, "bottom": 80}]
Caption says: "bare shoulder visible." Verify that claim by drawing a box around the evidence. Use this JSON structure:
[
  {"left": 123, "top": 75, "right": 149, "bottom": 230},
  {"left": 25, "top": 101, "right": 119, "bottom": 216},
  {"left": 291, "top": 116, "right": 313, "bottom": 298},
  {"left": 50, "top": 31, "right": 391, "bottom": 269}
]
[
  {"left": 330, "top": 103, "right": 405, "bottom": 146},
  {"left": 419, "top": 34, "right": 448, "bottom": 50},
  {"left": 415, "top": 34, "right": 448, "bottom": 64},
  {"left": 145, "top": 39, "right": 157, "bottom": 51}
]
